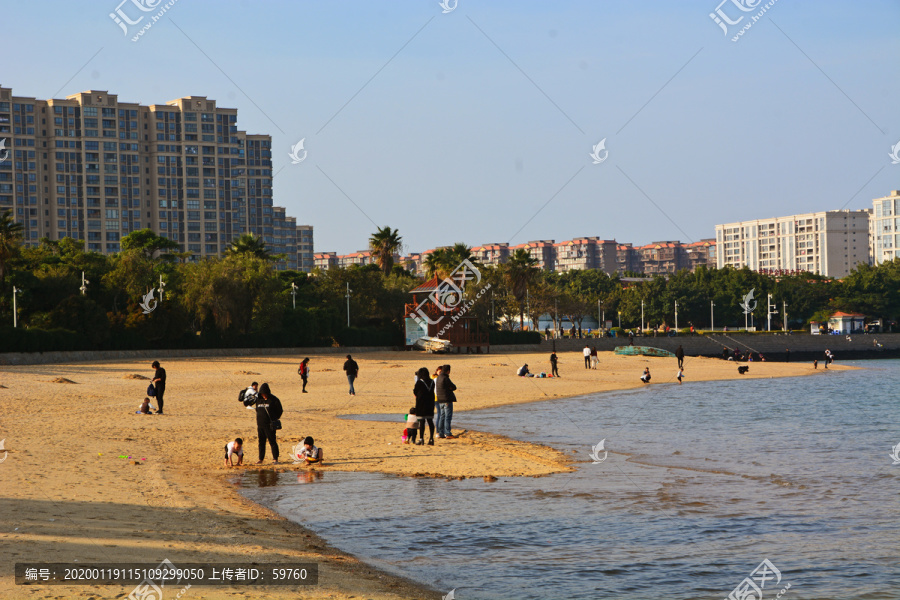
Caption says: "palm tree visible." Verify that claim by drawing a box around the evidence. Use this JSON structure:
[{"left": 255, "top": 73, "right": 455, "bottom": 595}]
[
  {"left": 0, "top": 210, "right": 24, "bottom": 283},
  {"left": 227, "top": 233, "right": 271, "bottom": 259},
  {"left": 505, "top": 248, "right": 539, "bottom": 329},
  {"left": 368, "top": 226, "right": 403, "bottom": 276},
  {"left": 424, "top": 248, "right": 449, "bottom": 279},
  {"left": 446, "top": 242, "right": 475, "bottom": 267}
]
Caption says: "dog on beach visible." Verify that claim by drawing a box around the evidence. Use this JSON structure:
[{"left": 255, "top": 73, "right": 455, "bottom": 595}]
[{"left": 737, "top": 365, "right": 749, "bottom": 374}]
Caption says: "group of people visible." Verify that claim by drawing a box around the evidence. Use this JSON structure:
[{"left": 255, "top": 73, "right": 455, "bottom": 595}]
[
  {"left": 582, "top": 345, "right": 599, "bottom": 369},
  {"left": 403, "top": 364, "right": 459, "bottom": 444},
  {"left": 136, "top": 360, "right": 167, "bottom": 414}
]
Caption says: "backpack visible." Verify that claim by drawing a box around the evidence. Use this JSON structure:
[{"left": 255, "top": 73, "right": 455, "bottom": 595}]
[
  {"left": 147, "top": 384, "right": 156, "bottom": 397},
  {"left": 238, "top": 388, "right": 246, "bottom": 404}
]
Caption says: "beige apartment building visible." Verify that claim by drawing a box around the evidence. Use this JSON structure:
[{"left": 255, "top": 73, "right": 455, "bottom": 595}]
[
  {"left": 871, "top": 190, "right": 900, "bottom": 265},
  {"left": 716, "top": 209, "right": 871, "bottom": 277},
  {"left": 0, "top": 86, "right": 311, "bottom": 270}
]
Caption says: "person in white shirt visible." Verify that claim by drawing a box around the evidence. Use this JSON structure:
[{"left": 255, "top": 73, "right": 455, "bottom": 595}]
[
  {"left": 296, "top": 436, "right": 323, "bottom": 464},
  {"left": 224, "top": 438, "right": 244, "bottom": 467},
  {"left": 242, "top": 382, "right": 259, "bottom": 410},
  {"left": 583, "top": 345, "right": 591, "bottom": 369}
]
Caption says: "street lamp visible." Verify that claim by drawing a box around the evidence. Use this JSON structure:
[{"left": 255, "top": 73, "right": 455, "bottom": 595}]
[
  {"left": 674, "top": 300, "right": 679, "bottom": 332},
  {"left": 710, "top": 300, "right": 715, "bottom": 331},
  {"left": 345, "top": 282, "right": 351, "bottom": 327},
  {"left": 618, "top": 310, "right": 621, "bottom": 329},
  {"left": 782, "top": 300, "right": 788, "bottom": 332},
  {"left": 767, "top": 293, "right": 778, "bottom": 332},
  {"left": 80, "top": 271, "right": 89, "bottom": 296},
  {"left": 12, "top": 286, "right": 19, "bottom": 328},
  {"left": 158, "top": 275, "right": 166, "bottom": 303},
  {"left": 290, "top": 282, "right": 298, "bottom": 309},
  {"left": 641, "top": 300, "right": 644, "bottom": 333}
]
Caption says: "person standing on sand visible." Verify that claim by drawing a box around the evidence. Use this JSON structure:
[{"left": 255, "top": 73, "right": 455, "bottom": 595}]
[
  {"left": 255, "top": 383, "right": 283, "bottom": 464},
  {"left": 432, "top": 366, "right": 444, "bottom": 435},
  {"left": 590, "top": 346, "right": 598, "bottom": 369},
  {"left": 343, "top": 354, "right": 359, "bottom": 396},
  {"left": 785, "top": 349, "right": 791, "bottom": 363},
  {"left": 151, "top": 360, "right": 166, "bottom": 415},
  {"left": 435, "top": 364, "right": 458, "bottom": 439},
  {"left": 550, "top": 352, "right": 560, "bottom": 377},
  {"left": 414, "top": 367, "right": 436, "bottom": 445},
  {"left": 298, "top": 358, "right": 310, "bottom": 393},
  {"left": 675, "top": 345, "right": 685, "bottom": 369},
  {"left": 583, "top": 345, "right": 591, "bottom": 369}
]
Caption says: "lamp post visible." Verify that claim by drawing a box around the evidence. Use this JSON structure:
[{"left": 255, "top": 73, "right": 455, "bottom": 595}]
[
  {"left": 618, "top": 311, "right": 621, "bottom": 329},
  {"left": 641, "top": 300, "right": 645, "bottom": 334},
  {"left": 12, "top": 286, "right": 19, "bottom": 328},
  {"left": 767, "top": 293, "right": 777, "bottom": 332},
  {"left": 710, "top": 300, "right": 715, "bottom": 331},
  {"left": 290, "top": 282, "right": 298, "bottom": 309},
  {"left": 80, "top": 271, "right": 89, "bottom": 296},
  {"left": 782, "top": 300, "right": 788, "bottom": 332},
  {"left": 674, "top": 300, "right": 679, "bottom": 332},
  {"left": 345, "top": 282, "right": 351, "bottom": 327},
  {"left": 158, "top": 275, "right": 166, "bottom": 303},
  {"left": 598, "top": 299, "right": 601, "bottom": 332}
]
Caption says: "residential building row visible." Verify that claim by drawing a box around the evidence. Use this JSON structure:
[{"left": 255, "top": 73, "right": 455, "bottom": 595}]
[
  {"left": 715, "top": 192, "right": 900, "bottom": 278},
  {"left": 0, "top": 86, "right": 313, "bottom": 271},
  {"left": 314, "top": 237, "right": 717, "bottom": 276}
]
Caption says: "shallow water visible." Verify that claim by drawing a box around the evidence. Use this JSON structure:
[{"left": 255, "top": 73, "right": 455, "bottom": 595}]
[{"left": 241, "top": 360, "right": 900, "bottom": 599}]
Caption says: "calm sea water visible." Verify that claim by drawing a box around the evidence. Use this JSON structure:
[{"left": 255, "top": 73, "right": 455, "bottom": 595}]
[{"left": 240, "top": 360, "right": 900, "bottom": 600}]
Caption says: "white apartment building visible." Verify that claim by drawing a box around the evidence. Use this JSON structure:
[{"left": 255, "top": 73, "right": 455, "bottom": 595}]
[
  {"left": 716, "top": 209, "right": 871, "bottom": 278},
  {"left": 871, "top": 190, "right": 900, "bottom": 265}
]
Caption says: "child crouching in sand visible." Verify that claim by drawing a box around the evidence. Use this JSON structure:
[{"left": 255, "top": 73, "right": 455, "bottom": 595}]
[
  {"left": 296, "top": 436, "right": 323, "bottom": 465},
  {"left": 136, "top": 397, "right": 153, "bottom": 414},
  {"left": 224, "top": 438, "right": 244, "bottom": 467}
]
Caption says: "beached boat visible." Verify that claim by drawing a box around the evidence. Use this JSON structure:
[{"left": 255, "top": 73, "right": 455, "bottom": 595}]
[
  {"left": 413, "top": 336, "right": 452, "bottom": 353},
  {"left": 614, "top": 345, "right": 676, "bottom": 358}
]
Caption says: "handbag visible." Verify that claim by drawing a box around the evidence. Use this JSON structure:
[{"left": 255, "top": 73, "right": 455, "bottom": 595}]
[
  {"left": 263, "top": 405, "right": 282, "bottom": 431},
  {"left": 147, "top": 383, "right": 156, "bottom": 397}
]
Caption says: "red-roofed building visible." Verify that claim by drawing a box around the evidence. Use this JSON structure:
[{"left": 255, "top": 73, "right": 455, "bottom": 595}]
[
  {"left": 338, "top": 250, "right": 373, "bottom": 268},
  {"left": 511, "top": 240, "right": 556, "bottom": 270},
  {"left": 471, "top": 243, "right": 510, "bottom": 267},
  {"left": 554, "top": 237, "right": 618, "bottom": 274},
  {"left": 313, "top": 252, "right": 338, "bottom": 270},
  {"left": 828, "top": 311, "right": 866, "bottom": 333}
]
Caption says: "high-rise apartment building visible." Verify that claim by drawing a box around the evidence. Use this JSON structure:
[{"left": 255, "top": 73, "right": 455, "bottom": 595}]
[
  {"left": 554, "top": 237, "right": 618, "bottom": 274},
  {"left": 297, "top": 225, "right": 314, "bottom": 272},
  {"left": 871, "top": 190, "right": 900, "bottom": 265},
  {"left": 0, "top": 86, "right": 311, "bottom": 262},
  {"left": 716, "top": 210, "right": 871, "bottom": 277}
]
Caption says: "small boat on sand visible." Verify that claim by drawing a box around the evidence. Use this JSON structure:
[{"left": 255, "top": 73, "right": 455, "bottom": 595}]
[{"left": 614, "top": 346, "right": 676, "bottom": 358}]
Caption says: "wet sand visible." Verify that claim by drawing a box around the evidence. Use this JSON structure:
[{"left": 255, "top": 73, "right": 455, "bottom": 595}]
[{"left": 0, "top": 350, "right": 845, "bottom": 599}]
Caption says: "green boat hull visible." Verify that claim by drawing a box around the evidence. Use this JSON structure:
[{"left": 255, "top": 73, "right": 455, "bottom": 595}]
[{"left": 614, "top": 346, "right": 676, "bottom": 358}]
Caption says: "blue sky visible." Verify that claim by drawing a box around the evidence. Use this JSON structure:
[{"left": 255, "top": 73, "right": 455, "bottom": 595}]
[{"left": 3, "top": 0, "right": 899, "bottom": 254}]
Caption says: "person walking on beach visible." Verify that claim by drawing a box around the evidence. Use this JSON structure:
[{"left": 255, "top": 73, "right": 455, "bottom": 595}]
[
  {"left": 550, "top": 352, "right": 560, "bottom": 377},
  {"left": 343, "top": 354, "right": 359, "bottom": 396},
  {"left": 675, "top": 345, "right": 685, "bottom": 369},
  {"left": 583, "top": 345, "right": 591, "bottom": 369},
  {"left": 151, "top": 360, "right": 166, "bottom": 415},
  {"left": 590, "top": 346, "right": 598, "bottom": 369},
  {"left": 298, "top": 358, "right": 310, "bottom": 393},
  {"left": 435, "top": 364, "right": 457, "bottom": 439},
  {"left": 414, "top": 367, "right": 436, "bottom": 445},
  {"left": 255, "top": 383, "right": 283, "bottom": 464}
]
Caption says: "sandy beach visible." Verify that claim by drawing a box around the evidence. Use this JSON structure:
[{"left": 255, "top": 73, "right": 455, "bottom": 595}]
[{"left": 0, "top": 349, "right": 848, "bottom": 599}]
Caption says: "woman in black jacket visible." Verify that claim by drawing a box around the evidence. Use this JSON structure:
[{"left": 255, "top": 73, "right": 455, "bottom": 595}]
[
  {"left": 255, "top": 383, "right": 283, "bottom": 464},
  {"left": 413, "top": 367, "right": 436, "bottom": 446}
]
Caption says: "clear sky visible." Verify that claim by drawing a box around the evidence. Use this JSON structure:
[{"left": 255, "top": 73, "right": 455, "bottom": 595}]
[{"left": 3, "top": 0, "right": 898, "bottom": 255}]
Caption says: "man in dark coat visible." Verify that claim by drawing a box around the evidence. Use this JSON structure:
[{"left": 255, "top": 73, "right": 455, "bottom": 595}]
[
  {"left": 675, "top": 345, "right": 685, "bottom": 369},
  {"left": 435, "top": 364, "right": 457, "bottom": 439},
  {"left": 413, "top": 367, "right": 436, "bottom": 445},
  {"left": 255, "top": 383, "right": 283, "bottom": 464},
  {"left": 151, "top": 360, "right": 166, "bottom": 414},
  {"left": 343, "top": 354, "right": 359, "bottom": 396}
]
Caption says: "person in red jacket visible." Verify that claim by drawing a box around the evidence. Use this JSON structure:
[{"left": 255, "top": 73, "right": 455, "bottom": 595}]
[{"left": 298, "top": 358, "right": 310, "bottom": 393}]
